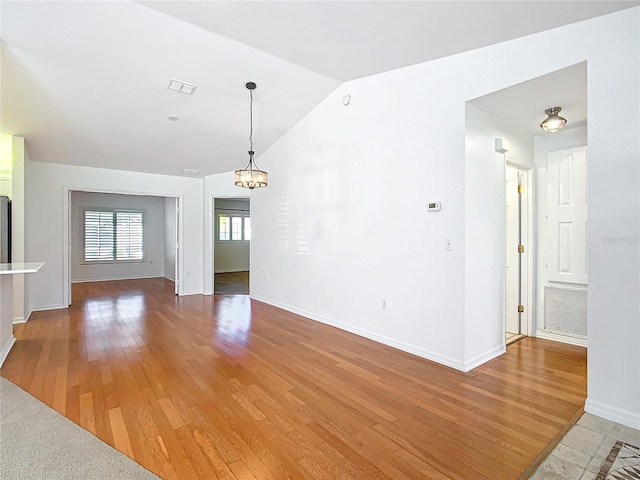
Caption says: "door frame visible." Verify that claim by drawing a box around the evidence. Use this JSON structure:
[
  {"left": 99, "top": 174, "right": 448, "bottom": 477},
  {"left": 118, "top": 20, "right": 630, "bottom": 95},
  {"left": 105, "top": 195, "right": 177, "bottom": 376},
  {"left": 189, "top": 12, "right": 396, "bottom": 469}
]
[
  {"left": 505, "top": 160, "right": 535, "bottom": 339},
  {"left": 534, "top": 145, "right": 588, "bottom": 347},
  {"left": 208, "top": 194, "right": 250, "bottom": 295},
  {"left": 62, "top": 187, "right": 184, "bottom": 306}
]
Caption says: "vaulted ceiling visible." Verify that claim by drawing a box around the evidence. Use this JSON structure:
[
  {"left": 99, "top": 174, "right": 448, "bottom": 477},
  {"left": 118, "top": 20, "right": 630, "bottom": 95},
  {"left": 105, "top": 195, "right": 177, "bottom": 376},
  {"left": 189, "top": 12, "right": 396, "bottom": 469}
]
[{"left": 1, "top": 1, "right": 637, "bottom": 177}]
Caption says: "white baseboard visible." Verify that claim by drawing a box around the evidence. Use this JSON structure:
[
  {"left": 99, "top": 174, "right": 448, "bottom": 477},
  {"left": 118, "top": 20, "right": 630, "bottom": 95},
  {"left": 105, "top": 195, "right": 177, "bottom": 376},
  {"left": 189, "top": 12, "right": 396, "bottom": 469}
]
[
  {"left": 535, "top": 330, "right": 588, "bottom": 347},
  {"left": 585, "top": 398, "right": 640, "bottom": 430},
  {"left": 463, "top": 344, "right": 506, "bottom": 371},
  {"left": 0, "top": 335, "right": 16, "bottom": 368},
  {"left": 72, "top": 275, "right": 164, "bottom": 284},
  {"left": 180, "top": 290, "right": 203, "bottom": 296},
  {"left": 13, "top": 308, "right": 33, "bottom": 325},
  {"left": 31, "top": 304, "right": 67, "bottom": 312},
  {"left": 163, "top": 275, "right": 175, "bottom": 282},
  {"left": 250, "top": 295, "right": 469, "bottom": 372}
]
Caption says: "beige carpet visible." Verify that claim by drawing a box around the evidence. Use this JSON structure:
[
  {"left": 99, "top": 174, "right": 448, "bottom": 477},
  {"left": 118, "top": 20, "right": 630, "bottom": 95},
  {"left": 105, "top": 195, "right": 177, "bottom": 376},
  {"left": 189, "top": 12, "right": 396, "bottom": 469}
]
[{"left": 0, "top": 377, "right": 160, "bottom": 480}]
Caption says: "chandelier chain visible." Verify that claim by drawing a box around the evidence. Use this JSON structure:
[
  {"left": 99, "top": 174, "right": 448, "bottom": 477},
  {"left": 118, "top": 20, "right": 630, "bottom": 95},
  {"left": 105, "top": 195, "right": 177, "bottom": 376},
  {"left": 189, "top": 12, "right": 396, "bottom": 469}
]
[{"left": 249, "top": 89, "right": 254, "bottom": 152}]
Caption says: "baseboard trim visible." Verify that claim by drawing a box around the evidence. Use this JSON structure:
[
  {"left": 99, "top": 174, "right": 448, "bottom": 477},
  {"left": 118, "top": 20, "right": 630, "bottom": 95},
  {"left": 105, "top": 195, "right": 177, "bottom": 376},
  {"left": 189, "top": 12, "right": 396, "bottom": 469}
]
[
  {"left": 180, "top": 290, "right": 203, "bottom": 296},
  {"left": 0, "top": 335, "right": 16, "bottom": 368},
  {"left": 250, "top": 295, "right": 467, "bottom": 372},
  {"left": 585, "top": 398, "right": 640, "bottom": 430},
  {"left": 72, "top": 275, "right": 163, "bottom": 284},
  {"left": 535, "top": 330, "right": 588, "bottom": 347},
  {"left": 13, "top": 308, "right": 34, "bottom": 324},
  {"left": 31, "top": 304, "right": 67, "bottom": 312},
  {"left": 463, "top": 344, "right": 505, "bottom": 371}
]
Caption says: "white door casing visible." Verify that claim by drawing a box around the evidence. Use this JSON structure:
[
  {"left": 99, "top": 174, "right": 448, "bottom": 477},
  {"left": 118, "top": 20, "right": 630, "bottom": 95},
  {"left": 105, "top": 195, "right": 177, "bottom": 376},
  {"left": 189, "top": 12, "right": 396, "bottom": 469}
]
[
  {"left": 505, "top": 165, "right": 520, "bottom": 334},
  {"left": 175, "top": 198, "right": 180, "bottom": 295}
]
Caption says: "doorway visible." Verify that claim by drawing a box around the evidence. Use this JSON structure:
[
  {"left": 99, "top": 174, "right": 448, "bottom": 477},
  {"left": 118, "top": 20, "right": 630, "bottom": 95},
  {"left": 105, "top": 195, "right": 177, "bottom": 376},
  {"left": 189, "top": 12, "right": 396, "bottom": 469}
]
[
  {"left": 64, "top": 189, "right": 182, "bottom": 306},
  {"left": 213, "top": 197, "right": 250, "bottom": 295},
  {"left": 505, "top": 164, "right": 530, "bottom": 344},
  {"left": 535, "top": 146, "right": 588, "bottom": 346}
]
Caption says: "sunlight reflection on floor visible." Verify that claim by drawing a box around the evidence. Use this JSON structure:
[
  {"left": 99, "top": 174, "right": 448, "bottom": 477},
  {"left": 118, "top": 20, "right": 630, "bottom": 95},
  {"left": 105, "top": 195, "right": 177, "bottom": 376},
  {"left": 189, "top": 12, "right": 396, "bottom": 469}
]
[{"left": 214, "top": 295, "right": 252, "bottom": 351}]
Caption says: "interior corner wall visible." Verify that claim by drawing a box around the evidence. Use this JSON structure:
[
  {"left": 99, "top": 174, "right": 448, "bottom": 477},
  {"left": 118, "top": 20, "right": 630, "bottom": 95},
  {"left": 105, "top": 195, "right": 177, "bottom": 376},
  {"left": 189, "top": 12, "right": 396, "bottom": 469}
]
[
  {"left": 250, "top": 5, "right": 640, "bottom": 426},
  {"left": 463, "top": 105, "right": 533, "bottom": 369},
  {"left": 70, "top": 191, "right": 165, "bottom": 282},
  {"left": 25, "top": 160, "right": 204, "bottom": 310}
]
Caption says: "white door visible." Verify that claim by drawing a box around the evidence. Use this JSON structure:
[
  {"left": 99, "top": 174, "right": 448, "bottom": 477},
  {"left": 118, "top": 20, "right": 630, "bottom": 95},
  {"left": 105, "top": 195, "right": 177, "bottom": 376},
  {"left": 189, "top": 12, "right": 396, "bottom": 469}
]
[
  {"left": 545, "top": 148, "right": 588, "bottom": 284},
  {"left": 538, "top": 146, "right": 588, "bottom": 342},
  {"left": 505, "top": 165, "right": 520, "bottom": 334}
]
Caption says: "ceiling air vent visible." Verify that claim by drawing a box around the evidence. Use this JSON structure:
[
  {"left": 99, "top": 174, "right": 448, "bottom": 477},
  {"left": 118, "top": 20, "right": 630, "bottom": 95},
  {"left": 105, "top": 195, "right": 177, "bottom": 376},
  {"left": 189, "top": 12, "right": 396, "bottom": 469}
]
[
  {"left": 181, "top": 168, "right": 201, "bottom": 176},
  {"left": 168, "top": 79, "right": 197, "bottom": 95}
]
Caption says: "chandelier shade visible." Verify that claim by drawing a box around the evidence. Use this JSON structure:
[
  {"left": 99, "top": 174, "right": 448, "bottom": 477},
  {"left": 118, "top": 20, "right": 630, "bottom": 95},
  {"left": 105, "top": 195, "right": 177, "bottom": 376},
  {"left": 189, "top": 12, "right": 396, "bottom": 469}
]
[
  {"left": 234, "top": 150, "right": 268, "bottom": 189},
  {"left": 234, "top": 82, "right": 268, "bottom": 189}
]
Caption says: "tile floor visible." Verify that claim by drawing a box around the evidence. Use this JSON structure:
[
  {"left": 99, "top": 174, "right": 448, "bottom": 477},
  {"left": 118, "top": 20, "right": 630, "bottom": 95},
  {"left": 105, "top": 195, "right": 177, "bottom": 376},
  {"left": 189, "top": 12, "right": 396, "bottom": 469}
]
[{"left": 530, "top": 413, "right": 640, "bottom": 479}]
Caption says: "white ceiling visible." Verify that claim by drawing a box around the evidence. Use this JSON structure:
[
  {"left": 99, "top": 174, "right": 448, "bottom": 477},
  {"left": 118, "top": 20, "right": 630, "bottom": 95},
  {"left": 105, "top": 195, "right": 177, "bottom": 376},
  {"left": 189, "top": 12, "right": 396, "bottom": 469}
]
[
  {"left": 1, "top": 1, "right": 636, "bottom": 177},
  {"left": 469, "top": 62, "right": 588, "bottom": 137}
]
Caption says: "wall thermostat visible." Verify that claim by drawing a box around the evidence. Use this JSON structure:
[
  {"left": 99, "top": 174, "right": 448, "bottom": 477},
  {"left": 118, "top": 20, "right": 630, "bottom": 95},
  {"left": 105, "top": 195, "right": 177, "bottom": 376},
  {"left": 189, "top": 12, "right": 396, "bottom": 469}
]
[{"left": 428, "top": 201, "right": 441, "bottom": 212}]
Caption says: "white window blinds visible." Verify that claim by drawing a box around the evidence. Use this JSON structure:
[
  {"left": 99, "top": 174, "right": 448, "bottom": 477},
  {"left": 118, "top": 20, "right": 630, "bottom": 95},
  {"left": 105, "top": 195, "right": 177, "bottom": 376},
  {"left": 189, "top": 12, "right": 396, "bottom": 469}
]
[{"left": 83, "top": 209, "right": 144, "bottom": 262}]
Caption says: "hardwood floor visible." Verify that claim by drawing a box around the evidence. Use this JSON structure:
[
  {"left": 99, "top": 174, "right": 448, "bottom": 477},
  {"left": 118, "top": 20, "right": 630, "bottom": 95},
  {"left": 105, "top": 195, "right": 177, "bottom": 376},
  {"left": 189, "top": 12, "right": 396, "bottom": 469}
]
[
  {"left": 1, "top": 278, "right": 587, "bottom": 479},
  {"left": 215, "top": 271, "right": 250, "bottom": 295}
]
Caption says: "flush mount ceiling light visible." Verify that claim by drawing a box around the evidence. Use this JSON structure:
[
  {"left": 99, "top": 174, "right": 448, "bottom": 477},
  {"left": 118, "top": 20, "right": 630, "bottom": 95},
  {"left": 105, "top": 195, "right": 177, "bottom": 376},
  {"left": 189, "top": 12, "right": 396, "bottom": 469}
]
[
  {"left": 540, "top": 107, "right": 567, "bottom": 133},
  {"left": 234, "top": 82, "right": 268, "bottom": 190}
]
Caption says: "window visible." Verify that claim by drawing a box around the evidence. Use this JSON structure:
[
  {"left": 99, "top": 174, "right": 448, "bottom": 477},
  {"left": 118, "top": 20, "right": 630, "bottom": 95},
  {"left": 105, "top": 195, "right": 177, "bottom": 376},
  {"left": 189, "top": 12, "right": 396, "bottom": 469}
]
[
  {"left": 217, "top": 213, "right": 250, "bottom": 242},
  {"left": 83, "top": 208, "right": 144, "bottom": 263}
]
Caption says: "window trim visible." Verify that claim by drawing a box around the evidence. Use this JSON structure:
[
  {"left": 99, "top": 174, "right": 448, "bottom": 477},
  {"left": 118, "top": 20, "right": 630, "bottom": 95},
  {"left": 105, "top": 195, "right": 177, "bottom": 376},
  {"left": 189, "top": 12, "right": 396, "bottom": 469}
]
[
  {"left": 81, "top": 207, "right": 146, "bottom": 264},
  {"left": 216, "top": 212, "right": 251, "bottom": 244}
]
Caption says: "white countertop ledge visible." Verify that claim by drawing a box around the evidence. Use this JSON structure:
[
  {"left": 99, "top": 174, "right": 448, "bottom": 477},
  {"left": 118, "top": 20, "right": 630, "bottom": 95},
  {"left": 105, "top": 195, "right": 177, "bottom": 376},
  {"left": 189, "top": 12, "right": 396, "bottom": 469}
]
[{"left": 0, "top": 262, "right": 45, "bottom": 275}]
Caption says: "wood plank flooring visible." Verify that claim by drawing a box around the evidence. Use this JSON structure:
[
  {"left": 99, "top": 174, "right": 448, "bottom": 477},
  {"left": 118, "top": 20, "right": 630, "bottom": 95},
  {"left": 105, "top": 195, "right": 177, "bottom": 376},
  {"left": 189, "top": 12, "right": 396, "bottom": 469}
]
[
  {"left": 1, "top": 278, "right": 587, "bottom": 479},
  {"left": 215, "top": 271, "right": 250, "bottom": 295}
]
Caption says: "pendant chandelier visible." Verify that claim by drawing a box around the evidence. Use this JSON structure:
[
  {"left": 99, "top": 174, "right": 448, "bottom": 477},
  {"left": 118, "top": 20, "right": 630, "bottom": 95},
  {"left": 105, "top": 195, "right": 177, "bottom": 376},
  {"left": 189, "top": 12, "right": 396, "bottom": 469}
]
[
  {"left": 540, "top": 107, "right": 567, "bottom": 133},
  {"left": 234, "top": 82, "right": 268, "bottom": 189}
]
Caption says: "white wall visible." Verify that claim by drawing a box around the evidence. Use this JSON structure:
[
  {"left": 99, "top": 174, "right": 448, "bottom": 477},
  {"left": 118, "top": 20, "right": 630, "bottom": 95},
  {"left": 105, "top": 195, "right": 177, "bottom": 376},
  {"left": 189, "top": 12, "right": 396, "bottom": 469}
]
[
  {"left": 0, "top": 134, "right": 12, "bottom": 198},
  {"left": 11, "top": 136, "right": 26, "bottom": 322},
  {"left": 164, "top": 197, "right": 176, "bottom": 281},
  {"left": 250, "top": 8, "right": 639, "bottom": 427},
  {"left": 70, "top": 191, "right": 165, "bottom": 282},
  {"left": 214, "top": 198, "right": 250, "bottom": 273},
  {"left": 25, "top": 160, "right": 203, "bottom": 310},
  {"left": 464, "top": 104, "right": 533, "bottom": 367},
  {"left": 203, "top": 171, "right": 250, "bottom": 294}
]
